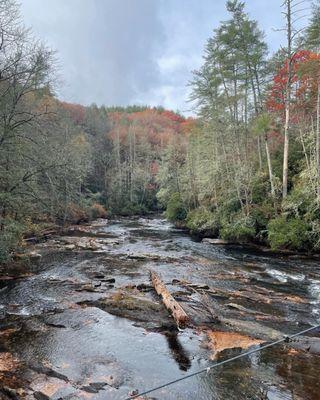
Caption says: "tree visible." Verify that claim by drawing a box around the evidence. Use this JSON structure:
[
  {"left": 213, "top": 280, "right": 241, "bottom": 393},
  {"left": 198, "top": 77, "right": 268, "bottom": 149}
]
[
  {"left": 189, "top": 0, "right": 269, "bottom": 215},
  {"left": 252, "top": 113, "right": 275, "bottom": 197},
  {"left": 282, "top": 0, "right": 293, "bottom": 198},
  {"left": 267, "top": 50, "right": 320, "bottom": 196},
  {"left": 304, "top": 1, "right": 320, "bottom": 51},
  {"left": 0, "top": 0, "right": 55, "bottom": 227},
  {"left": 297, "top": 54, "right": 320, "bottom": 196}
]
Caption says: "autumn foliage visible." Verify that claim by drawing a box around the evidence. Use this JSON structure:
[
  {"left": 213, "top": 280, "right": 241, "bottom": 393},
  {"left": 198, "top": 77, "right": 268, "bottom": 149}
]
[
  {"left": 267, "top": 50, "right": 320, "bottom": 119},
  {"left": 108, "top": 108, "right": 192, "bottom": 150}
]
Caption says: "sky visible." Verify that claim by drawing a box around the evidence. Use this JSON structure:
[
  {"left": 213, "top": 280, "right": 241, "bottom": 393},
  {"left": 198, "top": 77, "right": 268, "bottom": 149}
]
[{"left": 20, "top": 0, "right": 309, "bottom": 115}]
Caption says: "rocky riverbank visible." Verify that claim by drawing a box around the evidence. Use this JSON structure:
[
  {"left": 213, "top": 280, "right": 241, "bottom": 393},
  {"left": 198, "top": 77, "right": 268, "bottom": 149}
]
[{"left": 0, "top": 216, "right": 319, "bottom": 399}]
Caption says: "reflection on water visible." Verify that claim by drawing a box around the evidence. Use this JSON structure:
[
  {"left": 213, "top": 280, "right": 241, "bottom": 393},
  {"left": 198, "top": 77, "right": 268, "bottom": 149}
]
[{"left": 165, "top": 332, "right": 191, "bottom": 371}]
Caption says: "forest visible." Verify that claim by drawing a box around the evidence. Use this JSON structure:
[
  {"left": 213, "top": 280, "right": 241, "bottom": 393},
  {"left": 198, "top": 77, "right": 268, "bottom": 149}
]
[
  {"left": 1, "top": 0, "right": 320, "bottom": 263},
  {"left": 162, "top": 0, "right": 320, "bottom": 253}
]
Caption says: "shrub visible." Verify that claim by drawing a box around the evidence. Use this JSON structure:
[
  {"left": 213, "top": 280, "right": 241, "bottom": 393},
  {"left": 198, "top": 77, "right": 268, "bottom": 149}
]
[
  {"left": 220, "top": 215, "right": 256, "bottom": 242},
  {"left": 0, "top": 219, "right": 25, "bottom": 263},
  {"left": 89, "top": 203, "right": 107, "bottom": 219},
  {"left": 268, "top": 216, "right": 311, "bottom": 251},
  {"left": 116, "top": 202, "right": 148, "bottom": 216},
  {"left": 309, "top": 220, "right": 320, "bottom": 250},
  {"left": 156, "top": 188, "right": 171, "bottom": 209},
  {"left": 64, "top": 203, "right": 89, "bottom": 224},
  {"left": 250, "top": 203, "right": 275, "bottom": 232},
  {"left": 186, "top": 207, "right": 219, "bottom": 237},
  {"left": 219, "top": 198, "right": 242, "bottom": 215},
  {"left": 283, "top": 187, "right": 312, "bottom": 218},
  {"left": 165, "top": 193, "right": 187, "bottom": 222},
  {"left": 251, "top": 172, "right": 270, "bottom": 204}
]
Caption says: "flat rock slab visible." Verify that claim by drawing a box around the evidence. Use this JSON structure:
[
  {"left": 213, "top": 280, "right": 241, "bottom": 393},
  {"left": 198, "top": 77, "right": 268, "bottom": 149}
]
[
  {"left": 202, "top": 238, "right": 234, "bottom": 245},
  {"left": 206, "top": 330, "right": 264, "bottom": 359},
  {"left": 30, "top": 375, "right": 76, "bottom": 399}
]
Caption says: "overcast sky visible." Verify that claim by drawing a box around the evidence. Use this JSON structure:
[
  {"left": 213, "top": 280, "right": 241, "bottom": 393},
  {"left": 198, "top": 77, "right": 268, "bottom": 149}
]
[{"left": 20, "top": 0, "right": 307, "bottom": 114}]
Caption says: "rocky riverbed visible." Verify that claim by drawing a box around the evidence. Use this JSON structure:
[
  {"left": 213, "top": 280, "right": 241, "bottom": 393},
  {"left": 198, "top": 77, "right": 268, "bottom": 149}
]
[{"left": 0, "top": 216, "right": 319, "bottom": 399}]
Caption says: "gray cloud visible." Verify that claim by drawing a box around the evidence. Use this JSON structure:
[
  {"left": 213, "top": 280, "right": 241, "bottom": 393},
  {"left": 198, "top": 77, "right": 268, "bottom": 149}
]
[
  {"left": 21, "top": 0, "right": 165, "bottom": 106},
  {"left": 20, "top": 0, "right": 302, "bottom": 113}
]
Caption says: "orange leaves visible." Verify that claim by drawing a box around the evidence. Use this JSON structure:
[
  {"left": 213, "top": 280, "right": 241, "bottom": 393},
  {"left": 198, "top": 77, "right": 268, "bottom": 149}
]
[
  {"left": 107, "top": 108, "right": 194, "bottom": 150},
  {"left": 60, "top": 102, "right": 86, "bottom": 124},
  {"left": 267, "top": 50, "right": 320, "bottom": 119}
]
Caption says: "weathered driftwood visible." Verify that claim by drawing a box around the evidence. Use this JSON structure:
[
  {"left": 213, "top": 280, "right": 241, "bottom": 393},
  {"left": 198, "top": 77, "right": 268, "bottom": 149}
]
[{"left": 150, "top": 271, "right": 189, "bottom": 328}]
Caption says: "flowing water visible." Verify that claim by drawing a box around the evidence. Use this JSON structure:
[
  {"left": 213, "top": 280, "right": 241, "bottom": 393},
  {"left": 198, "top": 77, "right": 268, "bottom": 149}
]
[{"left": 0, "top": 216, "right": 319, "bottom": 399}]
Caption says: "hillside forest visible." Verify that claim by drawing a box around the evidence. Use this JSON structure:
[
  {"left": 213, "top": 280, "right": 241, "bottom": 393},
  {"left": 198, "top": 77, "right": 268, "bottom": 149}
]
[{"left": 1, "top": 0, "right": 320, "bottom": 261}]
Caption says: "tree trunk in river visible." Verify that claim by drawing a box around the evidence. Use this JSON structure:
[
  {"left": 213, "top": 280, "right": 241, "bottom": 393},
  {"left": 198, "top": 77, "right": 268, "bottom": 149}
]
[{"left": 150, "top": 271, "right": 189, "bottom": 328}]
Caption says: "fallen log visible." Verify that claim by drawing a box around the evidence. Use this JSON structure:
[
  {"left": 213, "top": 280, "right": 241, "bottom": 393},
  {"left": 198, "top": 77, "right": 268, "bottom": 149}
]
[{"left": 150, "top": 271, "right": 189, "bottom": 328}]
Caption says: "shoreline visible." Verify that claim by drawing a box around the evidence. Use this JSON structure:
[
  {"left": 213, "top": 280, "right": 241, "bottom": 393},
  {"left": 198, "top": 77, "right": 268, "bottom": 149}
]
[{"left": 172, "top": 220, "right": 320, "bottom": 259}]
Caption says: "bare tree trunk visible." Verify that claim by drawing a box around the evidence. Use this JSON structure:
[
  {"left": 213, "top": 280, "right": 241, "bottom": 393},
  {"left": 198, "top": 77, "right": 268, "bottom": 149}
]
[
  {"left": 282, "top": 0, "right": 292, "bottom": 199},
  {"left": 257, "top": 136, "right": 263, "bottom": 169},
  {"left": 299, "top": 128, "right": 310, "bottom": 171},
  {"left": 116, "top": 126, "right": 121, "bottom": 198},
  {"left": 316, "top": 80, "right": 320, "bottom": 198},
  {"left": 128, "top": 126, "right": 133, "bottom": 203},
  {"left": 283, "top": 101, "right": 290, "bottom": 198},
  {"left": 265, "top": 136, "right": 275, "bottom": 197}
]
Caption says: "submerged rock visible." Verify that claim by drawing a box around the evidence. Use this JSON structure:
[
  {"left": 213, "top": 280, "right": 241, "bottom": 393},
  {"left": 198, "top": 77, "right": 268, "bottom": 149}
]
[
  {"left": 79, "top": 290, "right": 175, "bottom": 330},
  {"left": 30, "top": 375, "right": 74, "bottom": 399}
]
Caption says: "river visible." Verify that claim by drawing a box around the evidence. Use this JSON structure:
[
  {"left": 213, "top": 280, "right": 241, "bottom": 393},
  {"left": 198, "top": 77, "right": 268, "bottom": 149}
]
[{"left": 0, "top": 216, "right": 319, "bottom": 399}]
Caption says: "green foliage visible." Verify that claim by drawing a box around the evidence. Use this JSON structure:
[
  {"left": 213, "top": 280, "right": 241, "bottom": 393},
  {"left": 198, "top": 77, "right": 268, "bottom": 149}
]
[
  {"left": 268, "top": 216, "right": 311, "bottom": 251},
  {"left": 220, "top": 215, "right": 256, "bottom": 242},
  {"left": 251, "top": 172, "right": 271, "bottom": 204},
  {"left": 303, "top": 1, "right": 320, "bottom": 50},
  {"left": 0, "top": 220, "right": 25, "bottom": 263},
  {"left": 309, "top": 220, "right": 320, "bottom": 250},
  {"left": 219, "top": 198, "right": 242, "bottom": 216},
  {"left": 282, "top": 186, "right": 312, "bottom": 218},
  {"left": 117, "top": 203, "right": 148, "bottom": 217},
  {"left": 250, "top": 204, "right": 274, "bottom": 231},
  {"left": 156, "top": 188, "right": 171, "bottom": 209},
  {"left": 165, "top": 193, "right": 187, "bottom": 222},
  {"left": 252, "top": 113, "right": 272, "bottom": 137},
  {"left": 186, "top": 207, "right": 219, "bottom": 236}
]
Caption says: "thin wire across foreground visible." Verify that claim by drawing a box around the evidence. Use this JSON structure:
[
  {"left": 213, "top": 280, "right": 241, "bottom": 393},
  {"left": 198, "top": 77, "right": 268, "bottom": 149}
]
[{"left": 125, "top": 324, "right": 320, "bottom": 400}]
